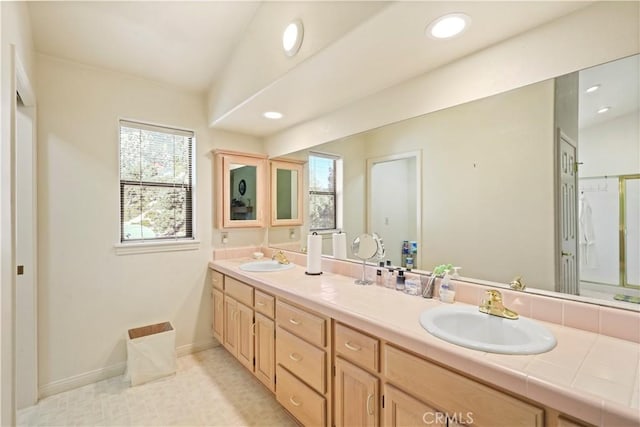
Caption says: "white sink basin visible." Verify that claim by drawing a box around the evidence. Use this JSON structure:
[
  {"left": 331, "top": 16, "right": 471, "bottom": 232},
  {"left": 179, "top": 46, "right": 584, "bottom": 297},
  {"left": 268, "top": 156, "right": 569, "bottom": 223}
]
[
  {"left": 239, "top": 260, "right": 296, "bottom": 273},
  {"left": 419, "top": 305, "right": 556, "bottom": 355}
]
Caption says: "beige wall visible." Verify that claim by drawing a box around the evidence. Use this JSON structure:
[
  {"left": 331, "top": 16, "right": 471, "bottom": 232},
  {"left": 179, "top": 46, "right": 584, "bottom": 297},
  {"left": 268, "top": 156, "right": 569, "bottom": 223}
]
[
  {"left": 1, "top": 1, "right": 35, "bottom": 423},
  {"left": 35, "top": 54, "right": 263, "bottom": 394},
  {"left": 364, "top": 80, "right": 557, "bottom": 289}
]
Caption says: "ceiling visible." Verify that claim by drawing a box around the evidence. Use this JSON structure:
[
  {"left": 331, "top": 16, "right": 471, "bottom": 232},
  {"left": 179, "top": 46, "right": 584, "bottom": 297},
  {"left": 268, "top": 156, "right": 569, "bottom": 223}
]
[
  {"left": 28, "top": 1, "right": 594, "bottom": 137},
  {"left": 579, "top": 53, "right": 640, "bottom": 130},
  {"left": 28, "top": 1, "right": 261, "bottom": 92}
]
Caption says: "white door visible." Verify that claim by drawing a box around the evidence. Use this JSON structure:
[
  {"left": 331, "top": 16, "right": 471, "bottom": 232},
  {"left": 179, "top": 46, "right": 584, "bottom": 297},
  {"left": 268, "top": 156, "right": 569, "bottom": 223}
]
[
  {"left": 15, "top": 97, "right": 37, "bottom": 409},
  {"left": 558, "top": 131, "right": 579, "bottom": 295},
  {"left": 369, "top": 154, "right": 420, "bottom": 267}
]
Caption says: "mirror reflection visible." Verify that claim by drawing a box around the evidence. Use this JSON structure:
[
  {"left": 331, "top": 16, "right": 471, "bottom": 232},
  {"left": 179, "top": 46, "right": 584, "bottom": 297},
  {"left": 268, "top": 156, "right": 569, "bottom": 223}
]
[
  {"left": 275, "top": 169, "right": 298, "bottom": 220},
  {"left": 268, "top": 54, "right": 640, "bottom": 308},
  {"left": 229, "top": 163, "right": 257, "bottom": 221}
]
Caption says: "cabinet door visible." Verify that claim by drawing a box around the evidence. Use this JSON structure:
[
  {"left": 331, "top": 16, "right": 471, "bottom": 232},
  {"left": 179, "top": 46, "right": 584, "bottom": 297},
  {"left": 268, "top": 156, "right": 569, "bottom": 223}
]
[
  {"left": 237, "top": 301, "right": 254, "bottom": 371},
  {"left": 223, "top": 296, "right": 238, "bottom": 356},
  {"left": 212, "top": 288, "right": 224, "bottom": 342},
  {"left": 335, "top": 357, "right": 379, "bottom": 427},
  {"left": 254, "top": 313, "right": 275, "bottom": 392},
  {"left": 383, "top": 384, "right": 445, "bottom": 427}
]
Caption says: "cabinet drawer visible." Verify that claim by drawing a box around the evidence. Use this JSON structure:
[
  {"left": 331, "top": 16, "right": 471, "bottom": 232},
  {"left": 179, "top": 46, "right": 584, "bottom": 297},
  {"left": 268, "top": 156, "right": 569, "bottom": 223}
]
[
  {"left": 276, "top": 300, "right": 326, "bottom": 347},
  {"left": 254, "top": 290, "right": 275, "bottom": 318},
  {"left": 276, "top": 365, "right": 326, "bottom": 427},
  {"left": 277, "top": 327, "right": 326, "bottom": 393},
  {"left": 335, "top": 323, "right": 379, "bottom": 372},
  {"left": 383, "top": 345, "right": 544, "bottom": 427},
  {"left": 211, "top": 270, "right": 224, "bottom": 290},
  {"left": 225, "top": 277, "right": 253, "bottom": 306}
]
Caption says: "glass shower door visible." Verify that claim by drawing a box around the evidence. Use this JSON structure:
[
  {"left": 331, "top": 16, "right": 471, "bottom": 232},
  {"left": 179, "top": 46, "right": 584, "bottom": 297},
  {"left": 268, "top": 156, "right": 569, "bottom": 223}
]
[{"left": 622, "top": 176, "right": 640, "bottom": 288}]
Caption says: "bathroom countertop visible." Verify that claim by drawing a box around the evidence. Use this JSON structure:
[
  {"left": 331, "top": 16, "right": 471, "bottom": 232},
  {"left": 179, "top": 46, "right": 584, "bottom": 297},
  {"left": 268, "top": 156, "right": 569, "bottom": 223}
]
[{"left": 209, "top": 259, "right": 640, "bottom": 426}]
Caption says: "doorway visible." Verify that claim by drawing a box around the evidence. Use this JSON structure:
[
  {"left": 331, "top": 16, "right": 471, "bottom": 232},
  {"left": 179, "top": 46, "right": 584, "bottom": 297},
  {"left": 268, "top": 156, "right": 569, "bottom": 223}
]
[
  {"left": 15, "top": 94, "right": 37, "bottom": 409},
  {"left": 367, "top": 151, "right": 421, "bottom": 267}
]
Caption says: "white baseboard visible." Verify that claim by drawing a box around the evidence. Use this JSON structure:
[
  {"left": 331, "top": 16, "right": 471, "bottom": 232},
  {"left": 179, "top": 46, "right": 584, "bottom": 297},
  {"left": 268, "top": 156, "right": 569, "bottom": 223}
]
[
  {"left": 176, "top": 338, "right": 218, "bottom": 357},
  {"left": 39, "top": 362, "right": 127, "bottom": 399},
  {"left": 39, "top": 338, "right": 220, "bottom": 399}
]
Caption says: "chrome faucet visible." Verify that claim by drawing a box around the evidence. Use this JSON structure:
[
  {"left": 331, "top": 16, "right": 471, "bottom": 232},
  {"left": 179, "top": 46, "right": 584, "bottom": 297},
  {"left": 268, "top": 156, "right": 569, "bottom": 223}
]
[
  {"left": 509, "top": 276, "right": 526, "bottom": 291},
  {"left": 479, "top": 290, "right": 519, "bottom": 320},
  {"left": 272, "top": 250, "right": 290, "bottom": 265}
]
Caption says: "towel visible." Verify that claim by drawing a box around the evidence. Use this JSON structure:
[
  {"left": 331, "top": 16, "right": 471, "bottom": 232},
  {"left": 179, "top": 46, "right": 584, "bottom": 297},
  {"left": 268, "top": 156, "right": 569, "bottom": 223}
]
[{"left": 579, "top": 194, "right": 598, "bottom": 268}]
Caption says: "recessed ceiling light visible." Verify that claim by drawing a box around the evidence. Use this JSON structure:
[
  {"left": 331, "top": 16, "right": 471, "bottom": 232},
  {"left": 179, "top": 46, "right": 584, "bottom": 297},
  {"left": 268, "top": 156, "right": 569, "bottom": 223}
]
[
  {"left": 426, "top": 13, "right": 470, "bottom": 39},
  {"left": 282, "top": 20, "right": 304, "bottom": 57},
  {"left": 586, "top": 84, "right": 600, "bottom": 93},
  {"left": 597, "top": 107, "right": 611, "bottom": 114},
  {"left": 263, "top": 111, "right": 283, "bottom": 120}
]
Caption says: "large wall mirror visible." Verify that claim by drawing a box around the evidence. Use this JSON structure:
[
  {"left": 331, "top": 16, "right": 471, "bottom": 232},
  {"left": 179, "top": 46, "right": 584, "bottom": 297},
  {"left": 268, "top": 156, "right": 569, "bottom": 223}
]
[{"left": 267, "top": 53, "right": 640, "bottom": 310}]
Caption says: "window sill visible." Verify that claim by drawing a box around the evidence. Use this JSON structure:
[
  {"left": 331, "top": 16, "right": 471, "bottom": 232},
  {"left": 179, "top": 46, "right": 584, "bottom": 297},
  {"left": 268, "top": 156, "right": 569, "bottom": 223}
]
[{"left": 114, "top": 240, "right": 200, "bottom": 255}]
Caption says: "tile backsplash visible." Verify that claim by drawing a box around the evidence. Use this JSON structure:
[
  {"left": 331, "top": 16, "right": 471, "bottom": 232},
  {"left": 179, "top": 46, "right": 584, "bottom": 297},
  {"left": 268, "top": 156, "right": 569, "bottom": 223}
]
[{"left": 212, "top": 246, "right": 640, "bottom": 344}]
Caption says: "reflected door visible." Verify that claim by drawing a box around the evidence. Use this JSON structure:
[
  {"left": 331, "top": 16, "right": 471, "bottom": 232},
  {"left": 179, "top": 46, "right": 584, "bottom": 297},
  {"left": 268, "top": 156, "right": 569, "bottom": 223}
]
[{"left": 558, "top": 131, "right": 578, "bottom": 295}]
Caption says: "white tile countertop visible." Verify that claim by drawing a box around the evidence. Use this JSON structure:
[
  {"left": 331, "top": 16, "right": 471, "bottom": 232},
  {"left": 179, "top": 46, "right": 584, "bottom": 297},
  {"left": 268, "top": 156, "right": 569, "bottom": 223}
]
[{"left": 210, "top": 258, "right": 640, "bottom": 426}]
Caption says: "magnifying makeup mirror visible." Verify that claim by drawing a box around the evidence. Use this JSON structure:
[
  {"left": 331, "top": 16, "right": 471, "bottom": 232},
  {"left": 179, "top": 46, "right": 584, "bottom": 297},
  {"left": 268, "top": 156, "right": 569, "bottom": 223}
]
[{"left": 352, "top": 233, "right": 382, "bottom": 285}]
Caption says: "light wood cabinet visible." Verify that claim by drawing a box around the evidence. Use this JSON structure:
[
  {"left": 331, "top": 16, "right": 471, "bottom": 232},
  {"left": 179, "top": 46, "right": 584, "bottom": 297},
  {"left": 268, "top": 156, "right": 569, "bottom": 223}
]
[
  {"left": 254, "top": 313, "right": 275, "bottom": 392},
  {"left": 223, "top": 294, "right": 255, "bottom": 372},
  {"left": 212, "top": 288, "right": 224, "bottom": 342},
  {"left": 383, "top": 384, "right": 445, "bottom": 427},
  {"left": 276, "top": 365, "right": 326, "bottom": 427},
  {"left": 210, "top": 268, "right": 593, "bottom": 427},
  {"left": 335, "top": 357, "right": 379, "bottom": 427},
  {"left": 237, "top": 301, "right": 254, "bottom": 371},
  {"left": 223, "top": 295, "right": 238, "bottom": 355},
  {"left": 383, "top": 344, "right": 544, "bottom": 427},
  {"left": 275, "top": 299, "right": 331, "bottom": 426},
  {"left": 335, "top": 323, "right": 379, "bottom": 373}
]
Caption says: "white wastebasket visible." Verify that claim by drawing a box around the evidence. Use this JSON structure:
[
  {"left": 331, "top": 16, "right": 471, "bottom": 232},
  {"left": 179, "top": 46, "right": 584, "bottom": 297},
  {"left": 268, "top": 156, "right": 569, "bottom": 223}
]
[{"left": 125, "top": 322, "right": 176, "bottom": 386}]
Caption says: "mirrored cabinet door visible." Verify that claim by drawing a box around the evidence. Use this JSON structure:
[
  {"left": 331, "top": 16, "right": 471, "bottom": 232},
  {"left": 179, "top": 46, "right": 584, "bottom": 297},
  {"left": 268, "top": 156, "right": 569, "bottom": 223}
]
[
  {"left": 270, "top": 159, "right": 304, "bottom": 227},
  {"left": 215, "top": 150, "right": 267, "bottom": 228}
]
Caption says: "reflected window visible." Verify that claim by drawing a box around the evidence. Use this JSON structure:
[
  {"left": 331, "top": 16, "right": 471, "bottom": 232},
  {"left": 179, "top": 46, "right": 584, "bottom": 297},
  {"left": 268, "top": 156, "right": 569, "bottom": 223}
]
[
  {"left": 119, "top": 120, "right": 194, "bottom": 242},
  {"left": 309, "top": 153, "right": 341, "bottom": 230}
]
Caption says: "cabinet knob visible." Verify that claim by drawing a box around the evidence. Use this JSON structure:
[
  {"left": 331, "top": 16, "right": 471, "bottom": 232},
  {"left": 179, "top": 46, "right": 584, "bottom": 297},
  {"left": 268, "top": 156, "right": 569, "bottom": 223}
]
[{"left": 289, "top": 353, "right": 302, "bottom": 362}]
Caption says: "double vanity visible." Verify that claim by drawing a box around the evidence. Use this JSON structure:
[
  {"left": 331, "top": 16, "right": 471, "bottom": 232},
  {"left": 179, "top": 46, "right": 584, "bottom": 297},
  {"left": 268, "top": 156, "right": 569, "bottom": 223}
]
[{"left": 209, "top": 254, "right": 640, "bottom": 427}]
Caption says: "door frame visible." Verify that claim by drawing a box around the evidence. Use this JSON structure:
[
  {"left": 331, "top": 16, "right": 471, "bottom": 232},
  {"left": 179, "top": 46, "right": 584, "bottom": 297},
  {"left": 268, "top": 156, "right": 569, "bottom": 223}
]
[
  {"left": 366, "top": 151, "right": 422, "bottom": 266},
  {"left": 620, "top": 174, "right": 640, "bottom": 289}
]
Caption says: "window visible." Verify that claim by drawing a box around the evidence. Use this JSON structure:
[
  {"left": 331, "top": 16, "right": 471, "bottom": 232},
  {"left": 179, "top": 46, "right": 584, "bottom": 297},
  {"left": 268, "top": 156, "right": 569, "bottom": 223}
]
[
  {"left": 308, "top": 153, "right": 340, "bottom": 231},
  {"left": 119, "top": 120, "right": 194, "bottom": 242}
]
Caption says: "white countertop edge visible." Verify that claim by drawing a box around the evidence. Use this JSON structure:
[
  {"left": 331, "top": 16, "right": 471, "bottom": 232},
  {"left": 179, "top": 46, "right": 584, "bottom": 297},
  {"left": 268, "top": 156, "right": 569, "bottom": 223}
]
[{"left": 209, "top": 259, "right": 637, "bottom": 427}]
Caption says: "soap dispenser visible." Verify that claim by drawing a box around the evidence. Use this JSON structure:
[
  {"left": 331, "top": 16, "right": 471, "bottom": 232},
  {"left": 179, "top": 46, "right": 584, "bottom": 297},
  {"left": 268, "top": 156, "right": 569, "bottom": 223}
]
[{"left": 439, "top": 271, "right": 456, "bottom": 303}]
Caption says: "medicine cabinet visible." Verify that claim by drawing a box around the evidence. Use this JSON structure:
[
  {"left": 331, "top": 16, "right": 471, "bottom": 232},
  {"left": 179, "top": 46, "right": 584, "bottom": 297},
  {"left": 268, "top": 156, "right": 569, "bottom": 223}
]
[
  {"left": 215, "top": 150, "right": 267, "bottom": 229},
  {"left": 270, "top": 159, "right": 304, "bottom": 227}
]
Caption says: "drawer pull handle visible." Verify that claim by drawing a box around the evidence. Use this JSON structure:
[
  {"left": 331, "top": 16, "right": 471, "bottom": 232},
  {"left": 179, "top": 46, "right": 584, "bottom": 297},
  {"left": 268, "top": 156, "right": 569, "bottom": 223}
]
[
  {"left": 289, "top": 318, "right": 301, "bottom": 325},
  {"left": 256, "top": 301, "right": 265, "bottom": 306},
  {"left": 289, "top": 396, "right": 301, "bottom": 407},
  {"left": 366, "top": 393, "right": 374, "bottom": 415},
  {"left": 344, "top": 341, "right": 361, "bottom": 352},
  {"left": 289, "top": 353, "right": 303, "bottom": 362}
]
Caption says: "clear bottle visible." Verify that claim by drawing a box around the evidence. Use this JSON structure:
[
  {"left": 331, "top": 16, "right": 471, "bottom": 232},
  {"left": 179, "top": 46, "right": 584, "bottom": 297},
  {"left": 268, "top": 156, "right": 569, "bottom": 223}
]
[
  {"left": 376, "top": 269, "right": 383, "bottom": 286},
  {"left": 396, "top": 270, "right": 406, "bottom": 291},
  {"left": 385, "top": 268, "right": 395, "bottom": 288}
]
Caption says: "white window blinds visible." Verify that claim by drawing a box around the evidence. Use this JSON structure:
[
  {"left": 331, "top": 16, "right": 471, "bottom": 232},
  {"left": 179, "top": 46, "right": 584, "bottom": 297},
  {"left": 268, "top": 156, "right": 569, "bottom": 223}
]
[{"left": 119, "top": 120, "right": 194, "bottom": 242}]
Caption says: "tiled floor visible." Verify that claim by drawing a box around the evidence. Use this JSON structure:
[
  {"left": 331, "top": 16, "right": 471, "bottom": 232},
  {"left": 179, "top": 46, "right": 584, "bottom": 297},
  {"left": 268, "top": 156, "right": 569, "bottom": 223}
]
[{"left": 18, "top": 346, "right": 297, "bottom": 426}]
